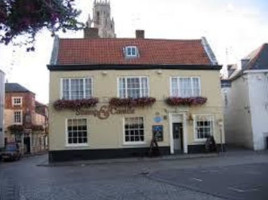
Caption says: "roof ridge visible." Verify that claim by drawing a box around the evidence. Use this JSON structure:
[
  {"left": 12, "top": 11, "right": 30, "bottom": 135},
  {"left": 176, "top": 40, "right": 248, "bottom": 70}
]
[{"left": 59, "top": 37, "right": 202, "bottom": 42}]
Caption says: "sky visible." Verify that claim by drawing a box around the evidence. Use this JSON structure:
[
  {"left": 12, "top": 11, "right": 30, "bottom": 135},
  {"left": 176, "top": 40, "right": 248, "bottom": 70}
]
[{"left": 0, "top": 0, "right": 268, "bottom": 104}]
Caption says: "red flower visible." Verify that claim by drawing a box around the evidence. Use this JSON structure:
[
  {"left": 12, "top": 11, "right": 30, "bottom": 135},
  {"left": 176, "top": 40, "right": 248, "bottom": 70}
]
[
  {"left": 53, "top": 98, "right": 99, "bottom": 111},
  {"left": 165, "top": 97, "right": 207, "bottom": 106}
]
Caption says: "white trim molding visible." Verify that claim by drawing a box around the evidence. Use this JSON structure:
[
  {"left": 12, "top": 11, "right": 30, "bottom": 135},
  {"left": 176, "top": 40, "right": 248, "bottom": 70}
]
[{"left": 169, "top": 113, "right": 188, "bottom": 154}]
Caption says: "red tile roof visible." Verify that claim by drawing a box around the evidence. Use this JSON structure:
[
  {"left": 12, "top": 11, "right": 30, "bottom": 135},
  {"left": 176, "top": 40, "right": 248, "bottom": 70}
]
[{"left": 56, "top": 38, "right": 212, "bottom": 66}]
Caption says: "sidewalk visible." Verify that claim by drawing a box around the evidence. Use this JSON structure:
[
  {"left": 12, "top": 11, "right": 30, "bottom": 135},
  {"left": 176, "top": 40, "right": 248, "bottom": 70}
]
[
  {"left": 38, "top": 152, "right": 219, "bottom": 167},
  {"left": 37, "top": 146, "right": 268, "bottom": 167}
]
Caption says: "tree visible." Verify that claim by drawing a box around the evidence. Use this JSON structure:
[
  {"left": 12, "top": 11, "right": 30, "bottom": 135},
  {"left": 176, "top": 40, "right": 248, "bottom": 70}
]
[{"left": 0, "top": 0, "right": 84, "bottom": 51}]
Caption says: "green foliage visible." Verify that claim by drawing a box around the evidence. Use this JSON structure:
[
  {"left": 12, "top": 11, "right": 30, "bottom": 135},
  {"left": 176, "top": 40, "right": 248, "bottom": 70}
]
[{"left": 0, "top": 0, "right": 84, "bottom": 50}]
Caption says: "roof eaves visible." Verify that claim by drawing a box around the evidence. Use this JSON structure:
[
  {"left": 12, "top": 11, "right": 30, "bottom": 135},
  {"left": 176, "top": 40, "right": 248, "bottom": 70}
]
[
  {"left": 47, "top": 64, "right": 222, "bottom": 71},
  {"left": 201, "top": 37, "right": 218, "bottom": 65}
]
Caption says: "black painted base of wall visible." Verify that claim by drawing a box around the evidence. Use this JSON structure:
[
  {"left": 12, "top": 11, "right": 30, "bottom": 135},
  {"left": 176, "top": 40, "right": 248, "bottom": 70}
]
[
  {"left": 49, "top": 144, "right": 226, "bottom": 163},
  {"left": 188, "top": 144, "right": 226, "bottom": 154},
  {"left": 49, "top": 147, "right": 170, "bottom": 162}
]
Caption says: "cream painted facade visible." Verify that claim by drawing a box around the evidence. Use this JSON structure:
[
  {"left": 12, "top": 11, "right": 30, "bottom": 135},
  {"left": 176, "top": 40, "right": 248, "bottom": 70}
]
[{"left": 49, "top": 69, "right": 224, "bottom": 156}]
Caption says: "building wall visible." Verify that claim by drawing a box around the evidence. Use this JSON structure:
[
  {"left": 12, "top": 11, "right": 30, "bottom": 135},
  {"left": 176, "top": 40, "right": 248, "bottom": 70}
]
[
  {"left": 247, "top": 73, "right": 268, "bottom": 150},
  {"left": 0, "top": 71, "right": 4, "bottom": 148},
  {"left": 49, "top": 69, "right": 224, "bottom": 153},
  {"left": 224, "top": 75, "right": 254, "bottom": 148},
  {"left": 4, "top": 91, "right": 48, "bottom": 153},
  {"left": 221, "top": 87, "right": 231, "bottom": 143}
]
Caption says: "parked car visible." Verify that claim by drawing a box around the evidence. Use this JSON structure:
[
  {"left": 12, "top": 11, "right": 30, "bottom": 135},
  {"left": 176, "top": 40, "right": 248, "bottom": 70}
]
[{"left": 1, "top": 143, "right": 21, "bottom": 161}]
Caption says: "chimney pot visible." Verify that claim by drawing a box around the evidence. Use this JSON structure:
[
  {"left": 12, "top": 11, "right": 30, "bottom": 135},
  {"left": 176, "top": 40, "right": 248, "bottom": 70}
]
[
  {"left": 136, "top": 30, "right": 145, "bottom": 39},
  {"left": 84, "top": 28, "right": 99, "bottom": 39}
]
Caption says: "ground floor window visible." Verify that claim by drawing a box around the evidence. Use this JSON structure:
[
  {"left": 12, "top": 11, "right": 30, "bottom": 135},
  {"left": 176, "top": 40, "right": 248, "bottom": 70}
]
[
  {"left": 124, "top": 117, "right": 144, "bottom": 144},
  {"left": 67, "top": 119, "right": 88, "bottom": 145},
  {"left": 194, "top": 115, "right": 214, "bottom": 140}
]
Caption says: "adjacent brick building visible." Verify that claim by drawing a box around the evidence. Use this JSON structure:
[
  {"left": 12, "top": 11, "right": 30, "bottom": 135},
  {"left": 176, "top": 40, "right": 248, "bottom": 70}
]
[{"left": 4, "top": 83, "right": 48, "bottom": 154}]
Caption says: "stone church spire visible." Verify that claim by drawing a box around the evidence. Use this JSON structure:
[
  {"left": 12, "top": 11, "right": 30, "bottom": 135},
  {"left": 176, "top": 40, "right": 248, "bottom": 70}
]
[{"left": 85, "top": 0, "right": 116, "bottom": 38}]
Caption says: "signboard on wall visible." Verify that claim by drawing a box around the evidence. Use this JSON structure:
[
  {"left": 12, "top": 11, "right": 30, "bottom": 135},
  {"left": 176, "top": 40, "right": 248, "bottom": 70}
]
[
  {"left": 76, "top": 105, "right": 135, "bottom": 120},
  {"left": 152, "top": 125, "right": 163, "bottom": 142}
]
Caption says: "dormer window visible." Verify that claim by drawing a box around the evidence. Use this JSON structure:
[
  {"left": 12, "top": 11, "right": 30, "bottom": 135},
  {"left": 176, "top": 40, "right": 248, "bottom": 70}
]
[{"left": 125, "top": 46, "right": 139, "bottom": 58}]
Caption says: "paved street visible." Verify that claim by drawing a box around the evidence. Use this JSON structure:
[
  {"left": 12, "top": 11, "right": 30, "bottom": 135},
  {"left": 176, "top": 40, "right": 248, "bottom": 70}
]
[{"left": 0, "top": 149, "right": 268, "bottom": 200}]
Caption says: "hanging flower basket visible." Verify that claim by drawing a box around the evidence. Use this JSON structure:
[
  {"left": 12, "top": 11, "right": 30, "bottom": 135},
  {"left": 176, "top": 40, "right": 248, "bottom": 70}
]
[
  {"left": 8, "top": 125, "right": 24, "bottom": 134},
  {"left": 109, "top": 97, "right": 156, "bottom": 107},
  {"left": 53, "top": 98, "right": 99, "bottom": 111},
  {"left": 165, "top": 97, "right": 207, "bottom": 106},
  {"left": 31, "top": 125, "right": 44, "bottom": 132}
]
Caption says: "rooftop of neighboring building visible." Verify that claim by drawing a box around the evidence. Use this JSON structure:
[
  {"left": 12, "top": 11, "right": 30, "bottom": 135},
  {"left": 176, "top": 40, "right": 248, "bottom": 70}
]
[
  {"left": 242, "top": 43, "right": 268, "bottom": 71},
  {"left": 5, "top": 83, "right": 34, "bottom": 94},
  {"left": 229, "top": 43, "right": 268, "bottom": 81},
  {"left": 35, "top": 101, "right": 48, "bottom": 117}
]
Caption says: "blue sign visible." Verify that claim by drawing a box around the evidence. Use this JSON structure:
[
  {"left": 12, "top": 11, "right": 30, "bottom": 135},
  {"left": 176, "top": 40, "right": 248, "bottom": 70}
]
[
  {"left": 154, "top": 116, "right": 163, "bottom": 123},
  {"left": 153, "top": 125, "right": 163, "bottom": 132}
]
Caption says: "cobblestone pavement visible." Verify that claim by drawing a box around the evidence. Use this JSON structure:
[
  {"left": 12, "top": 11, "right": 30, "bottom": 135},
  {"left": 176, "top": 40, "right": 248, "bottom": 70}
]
[{"left": 0, "top": 149, "right": 267, "bottom": 200}]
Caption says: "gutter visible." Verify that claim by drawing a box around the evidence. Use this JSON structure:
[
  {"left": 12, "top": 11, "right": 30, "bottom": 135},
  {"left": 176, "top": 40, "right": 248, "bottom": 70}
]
[
  {"left": 244, "top": 69, "right": 268, "bottom": 74},
  {"left": 47, "top": 64, "right": 222, "bottom": 71}
]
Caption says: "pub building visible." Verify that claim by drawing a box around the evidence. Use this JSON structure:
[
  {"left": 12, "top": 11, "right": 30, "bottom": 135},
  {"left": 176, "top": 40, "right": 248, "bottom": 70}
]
[{"left": 47, "top": 29, "right": 225, "bottom": 162}]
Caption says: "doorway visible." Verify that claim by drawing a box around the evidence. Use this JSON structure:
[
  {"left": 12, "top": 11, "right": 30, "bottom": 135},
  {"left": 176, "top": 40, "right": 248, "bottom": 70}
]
[
  {"left": 172, "top": 123, "right": 183, "bottom": 153},
  {"left": 24, "top": 137, "right": 31, "bottom": 154}
]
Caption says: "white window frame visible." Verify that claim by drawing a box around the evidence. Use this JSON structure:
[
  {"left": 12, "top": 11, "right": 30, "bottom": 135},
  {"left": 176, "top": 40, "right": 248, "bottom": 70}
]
[
  {"left": 60, "top": 77, "right": 93, "bottom": 100},
  {"left": 193, "top": 114, "right": 215, "bottom": 142},
  {"left": 117, "top": 76, "right": 149, "bottom": 98},
  {"left": 65, "top": 118, "right": 89, "bottom": 147},
  {"left": 125, "top": 46, "right": 139, "bottom": 58},
  {"left": 12, "top": 97, "right": 22, "bottom": 106},
  {"left": 170, "top": 77, "right": 201, "bottom": 97},
  {"left": 123, "top": 117, "right": 146, "bottom": 145},
  {"left": 13, "top": 110, "right": 23, "bottom": 124}
]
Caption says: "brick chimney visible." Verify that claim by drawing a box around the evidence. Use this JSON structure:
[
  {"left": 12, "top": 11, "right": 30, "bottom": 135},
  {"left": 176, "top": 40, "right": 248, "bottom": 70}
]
[
  {"left": 136, "top": 30, "right": 145, "bottom": 39},
  {"left": 84, "top": 27, "right": 100, "bottom": 39}
]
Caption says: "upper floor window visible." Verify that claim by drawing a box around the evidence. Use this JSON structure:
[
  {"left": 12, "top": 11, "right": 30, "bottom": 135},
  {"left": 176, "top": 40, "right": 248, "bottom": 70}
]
[
  {"left": 12, "top": 97, "right": 22, "bottom": 106},
  {"left": 61, "top": 78, "right": 92, "bottom": 100},
  {"left": 118, "top": 77, "right": 149, "bottom": 98},
  {"left": 171, "top": 77, "right": 201, "bottom": 97},
  {"left": 14, "top": 110, "right": 22, "bottom": 124},
  {"left": 125, "top": 46, "right": 139, "bottom": 58}
]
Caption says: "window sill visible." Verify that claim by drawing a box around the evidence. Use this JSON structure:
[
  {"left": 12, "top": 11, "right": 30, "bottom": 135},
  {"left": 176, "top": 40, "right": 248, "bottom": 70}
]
[
  {"left": 123, "top": 142, "right": 146, "bottom": 146},
  {"left": 65, "top": 144, "right": 89, "bottom": 148},
  {"left": 193, "top": 139, "right": 207, "bottom": 144},
  {"left": 13, "top": 122, "right": 23, "bottom": 125}
]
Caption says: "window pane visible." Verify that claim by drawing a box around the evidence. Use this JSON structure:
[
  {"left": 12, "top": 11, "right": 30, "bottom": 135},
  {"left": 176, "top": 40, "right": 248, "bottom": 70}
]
[
  {"left": 171, "top": 78, "right": 179, "bottom": 97},
  {"left": 119, "top": 78, "right": 126, "bottom": 98},
  {"left": 14, "top": 111, "right": 22, "bottom": 123},
  {"left": 179, "top": 78, "right": 191, "bottom": 97},
  {"left": 63, "top": 78, "right": 92, "bottom": 100},
  {"left": 192, "top": 78, "right": 200, "bottom": 96},
  {"left": 127, "top": 78, "right": 140, "bottom": 98},
  {"left": 196, "top": 115, "right": 213, "bottom": 139},
  {"left": 124, "top": 117, "right": 144, "bottom": 143},
  {"left": 85, "top": 78, "right": 92, "bottom": 98},
  {"left": 67, "top": 119, "right": 88, "bottom": 145},
  {"left": 171, "top": 77, "right": 201, "bottom": 97},
  {"left": 141, "top": 77, "right": 148, "bottom": 97},
  {"left": 127, "top": 47, "right": 132, "bottom": 55},
  {"left": 62, "top": 79, "right": 69, "bottom": 99}
]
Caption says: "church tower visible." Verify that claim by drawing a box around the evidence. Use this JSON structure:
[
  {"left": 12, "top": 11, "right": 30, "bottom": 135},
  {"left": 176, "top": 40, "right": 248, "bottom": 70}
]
[{"left": 86, "top": 0, "right": 116, "bottom": 38}]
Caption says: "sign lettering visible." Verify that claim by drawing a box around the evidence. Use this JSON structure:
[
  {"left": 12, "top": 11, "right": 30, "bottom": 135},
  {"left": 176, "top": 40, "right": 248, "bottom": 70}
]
[{"left": 76, "top": 105, "right": 135, "bottom": 120}]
